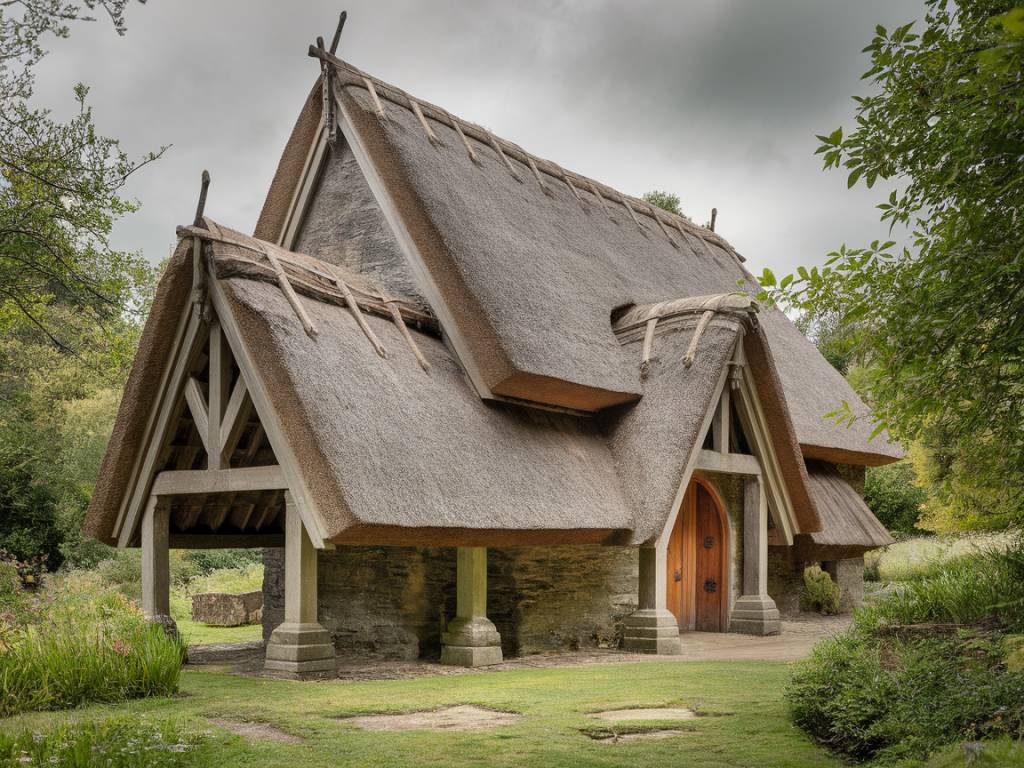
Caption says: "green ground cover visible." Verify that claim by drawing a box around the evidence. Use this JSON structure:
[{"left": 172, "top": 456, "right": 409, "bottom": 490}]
[{"left": 0, "top": 661, "right": 841, "bottom": 768}]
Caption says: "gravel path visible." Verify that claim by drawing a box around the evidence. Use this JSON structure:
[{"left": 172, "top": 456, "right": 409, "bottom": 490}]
[{"left": 186, "top": 614, "right": 852, "bottom": 679}]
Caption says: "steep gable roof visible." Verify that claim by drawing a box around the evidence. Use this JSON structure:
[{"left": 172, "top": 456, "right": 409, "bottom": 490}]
[{"left": 256, "top": 55, "right": 901, "bottom": 466}]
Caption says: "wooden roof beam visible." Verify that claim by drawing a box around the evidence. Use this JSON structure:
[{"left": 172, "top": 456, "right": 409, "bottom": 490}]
[{"left": 152, "top": 465, "right": 287, "bottom": 496}]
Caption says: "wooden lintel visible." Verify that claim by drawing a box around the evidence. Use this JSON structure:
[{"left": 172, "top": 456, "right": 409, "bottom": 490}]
[
  {"left": 168, "top": 534, "right": 284, "bottom": 549},
  {"left": 152, "top": 465, "right": 287, "bottom": 496},
  {"left": 695, "top": 449, "right": 761, "bottom": 476}
]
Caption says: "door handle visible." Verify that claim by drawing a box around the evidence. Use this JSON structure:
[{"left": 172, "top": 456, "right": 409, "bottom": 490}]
[{"left": 673, "top": 568, "right": 682, "bottom": 583}]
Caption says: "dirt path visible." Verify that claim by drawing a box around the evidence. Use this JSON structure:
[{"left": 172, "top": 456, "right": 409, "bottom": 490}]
[
  {"left": 674, "top": 616, "right": 852, "bottom": 662},
  {"left": 187, "top": 615, "right": 851, "bottom": 679}
]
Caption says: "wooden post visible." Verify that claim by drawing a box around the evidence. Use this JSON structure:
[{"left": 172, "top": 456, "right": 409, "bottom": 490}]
[
  {"left": 284, "top": 502, "right": 318, "bottom": 625},
  {"left": 622, "top": 546, "right": 682, "bottom": 654},
  {"left": 730, "top": 477, "right": 780, "bottom": 635},
  {"left": 456, "top": 547, "right": 488, "bottom": 619},
  {"left": 264, "top": 493, "right": 336, "bottom": 679},
  {"left": 441, "top": 547, "right": 503, "bottom": 667},
  {"left": 712, "top": 389, "right": 730, "bottom": 455},
  {"left": 141, "top": 496, "right": 176, "bottom": 636}
]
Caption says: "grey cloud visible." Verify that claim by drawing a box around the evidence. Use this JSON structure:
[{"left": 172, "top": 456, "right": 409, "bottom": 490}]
[{"left": 28, "top": 0, "right": 925, "bottom": 276}]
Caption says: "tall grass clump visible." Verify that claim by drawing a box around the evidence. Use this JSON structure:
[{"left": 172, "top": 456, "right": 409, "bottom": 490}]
[
  {"left": 0, "top": 572, "right": 186, "bottom": 717},
  {"left": 787, "top": 537, "right": 1024, "bottom": 764},
  {"left": 864, "top": 531, "right": 1016, "bottom": 584},
  {"left": 0, "top": 717, "right": 207, "bottom": 767}
]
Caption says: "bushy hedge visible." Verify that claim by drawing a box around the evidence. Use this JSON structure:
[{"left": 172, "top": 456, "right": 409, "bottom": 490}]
[
  {"left": 786, "top": 540, "right": 1024, "bottom": 764},
  {"left": 0, "top": 717, "right": 206, "bottom": 767},
  {"left": 0, "top": 572, "right": 186, "bottom": 717},
  {"left": 800, "top": 565, "right": 842, "bottom": 614}
]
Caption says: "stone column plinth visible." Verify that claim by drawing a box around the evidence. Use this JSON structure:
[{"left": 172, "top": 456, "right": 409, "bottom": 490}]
[
  {"left": 623, "top": 546, "right": 682, "bottom": 654},
  {"left": 441, "top": 547, "right": 503, "bottom": 667},
  {"left": 729, "top": 477, "right": 780, "bottom": 635},
  {"left": 264, "top": 495, "right": 335, "bottom": 679}
]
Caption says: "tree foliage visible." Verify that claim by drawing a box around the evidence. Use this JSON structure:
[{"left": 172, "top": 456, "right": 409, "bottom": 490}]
[
  {"left": 642, "top": 189, "right": 695, "bottom": 222},
  {"left": 1, "top": 0, "right": 158, "bottom": 356},
  {"left": 864, "top": 462, "right": 926, "bottom": 535},
  {"left": 0, "top": 1, "right": 156, "bottom": 566},
  {"left": 761, "top": 1, "right": 1024, "bottom": 529}
]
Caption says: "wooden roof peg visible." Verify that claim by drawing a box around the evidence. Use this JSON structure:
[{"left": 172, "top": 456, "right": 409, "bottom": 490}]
[
  {"left": 388, "top": 301, "right": 431, "bottom": 372},
  {"left": 191, "top": 170, "right": 210, "bottom": 310},
  {"left": 447, "top": 111, "right": 479, "bottom": 164},
  {"left": 329, "top": 10, "right": 347, "bottom": 54},
  {"left": 317, "top": 36, "right": 338, "bottom": 148},
  {"left": 193, "top": 170, "right": 210, "bottom": 228}
]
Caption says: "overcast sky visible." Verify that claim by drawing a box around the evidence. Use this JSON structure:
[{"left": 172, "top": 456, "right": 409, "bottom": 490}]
[{"left": 33, "top": 0, "right": 924, "bottom": 276}]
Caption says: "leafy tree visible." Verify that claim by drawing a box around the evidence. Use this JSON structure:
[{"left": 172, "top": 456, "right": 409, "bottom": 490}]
[
  {"left": 642, "top": 190, "right": 683, "bottom": 217},
  {"left": 0, "top": 2, "right": 156, "bottom": 566},
  {"left": 1, "top": 0, "right": 158, "bottom": 356},
  {"left": 795, "top": 308, "right": 857, "bottom": 376},
  {"left": 0, "top": 439, "right": 60, "bottom": 564},
  {"left": 761, "top": 1, "right": 1024, "bottom": 529},
  {"left": 864, "top": 462, "right": 926, "bottom": 535}
]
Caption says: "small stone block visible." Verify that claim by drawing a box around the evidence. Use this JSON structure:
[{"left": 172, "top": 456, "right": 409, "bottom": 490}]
[
  {"left": 440, "top": 644, "right": 504, "bottom": 667},
  {"left": 622, "top": 609, "right": 681, "bottom": 654},
  {"left": 263, "top": 656, "right": 337, "bottom": 680}
]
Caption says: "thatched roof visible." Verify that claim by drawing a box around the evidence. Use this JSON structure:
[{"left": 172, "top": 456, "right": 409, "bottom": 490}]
[
  {"left": 256, "top": 56, "right": 901, "bottom": 465},
  {"left": 804, "top": 461, "right": 894, "bottom": 549},
  {"left": 86, "top": 220, "right": 892, "bottom": 548},
  {"left": 86, "top": 52, "right": 899, "bottom": 551}
]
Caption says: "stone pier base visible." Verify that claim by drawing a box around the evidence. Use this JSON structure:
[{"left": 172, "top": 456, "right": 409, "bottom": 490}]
[
  {"left": 440, "top": 615, "right": 503, "bottom": 667},
  {"left": 622, "top": 609, "right": 682, "bottom": 654},
  {"left": 729, "top": 595, "right": 781, "bottom": 636},
  {"left": 264, "top": 622, "right": 336, "bottom": 680}
]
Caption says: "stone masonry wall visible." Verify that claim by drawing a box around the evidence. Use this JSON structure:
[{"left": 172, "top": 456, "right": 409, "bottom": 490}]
[
  {"left": 263, "top": 545, "right": 638, "bottom": 659},
  {"left": 825, "top": 556, "right": 865, "bottom": 612}
]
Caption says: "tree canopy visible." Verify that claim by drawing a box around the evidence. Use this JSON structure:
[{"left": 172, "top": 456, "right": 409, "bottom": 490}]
[
  {"left": 762, "top": 0, "right": 1024, "bottom": 529},
  {"left": 1, "top": 0, "right": 159, "bottom": 359},
  {"left": 0, "top": 1, "right": 157, "bottom": 566}
]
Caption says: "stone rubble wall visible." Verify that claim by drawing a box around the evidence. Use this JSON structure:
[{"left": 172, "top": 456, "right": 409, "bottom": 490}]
[
  {"left": 264, "top": 545, "right": 639, "bottom": 659},
  {"left": 192, "top": 590, "right": 263, "bottom": 627}
]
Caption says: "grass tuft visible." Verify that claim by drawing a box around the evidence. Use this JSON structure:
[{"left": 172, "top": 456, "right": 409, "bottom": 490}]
[
  {"left": 0, "top": 716, "right": 207, "bottom": 767},
  {"left": 0, "top": 572, "right": 186, "bottom": 717}
]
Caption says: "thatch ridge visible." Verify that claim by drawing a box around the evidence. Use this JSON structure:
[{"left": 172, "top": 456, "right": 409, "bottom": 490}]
[{"left": 312, "top": 51, "right": 742, "bottom": 263}]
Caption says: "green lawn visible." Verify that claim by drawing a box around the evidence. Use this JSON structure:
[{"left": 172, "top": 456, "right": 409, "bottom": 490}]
[{"left": 0, "top": 660, "right": 840, "bottom": 767}]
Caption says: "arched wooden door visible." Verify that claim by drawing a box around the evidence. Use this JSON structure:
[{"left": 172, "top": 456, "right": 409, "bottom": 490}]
[{"left": 666, "top": 478, "right": 729, "bottom": 631}]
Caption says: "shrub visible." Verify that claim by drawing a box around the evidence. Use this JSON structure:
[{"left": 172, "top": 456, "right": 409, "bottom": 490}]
[
  {"left": 787, "top": 539, "right": 1024, "bottom": 764},
  {"left": 183, "top": 548, "right": 262, "bottom": 575},
  {"left": 0, "top": 716, "right": 207, "bottom": 767},
  {"left": 800, "top": 565, "right": 841, "bottom": 615},
  {"left": 0, "top": 441, "right": 61, "bottom": 567},
  {"left": 96, "top": 550, "right": 203, "bottom": 602},
  {"left": 863, "top": 461, "right": 926, "bottom": 535},
  {"left": 788, "top": 630, "right": 1024, "bottom": 763},
  {"left": 0, "top": 572, "right": 186, "bottom": 717}
]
